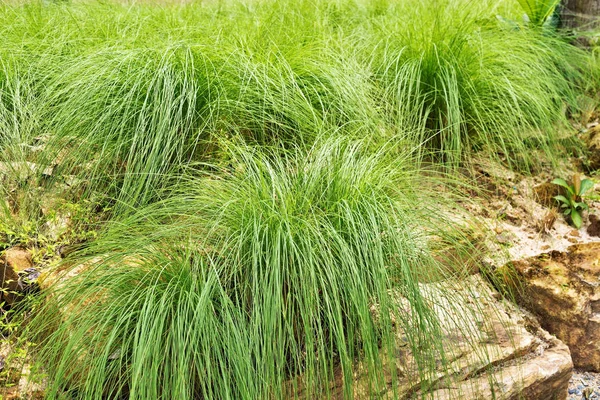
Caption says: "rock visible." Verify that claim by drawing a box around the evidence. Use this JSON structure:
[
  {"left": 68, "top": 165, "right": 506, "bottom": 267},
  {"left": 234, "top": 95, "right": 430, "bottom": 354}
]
[
  {"left": 426, "top": 332, "right": 571, "bottom": 400},
  {"left": 298, "top": 275, "right": 573, "bottom": 399},
  {"left": 37, "top": 257, "right": 101, "bottom": 291},
  {"left": 0, "top": 247, "right": 34, "bottom": 306},
  {"left": 412, "top": 276, "right": 573, "bottom": 400},
  {"left": 474, "top": 158, "right": 517, "bottom": 182},
  {"left": 0, "top": 259, "right": 19, "bottom": 306},
  {"left": 500, "top": 243, "right": 600, "bottom": 371},
  {"left": 44, "top": 214, "right": 71, "bottom": 242},
  {"left": 16, "top": 362, "right": 45, "bottom": 399},
  {"left": 496, "top": 232, "right": 515, "bottom": 244},
  {"left": 3, "top": 248, "right": 33, "bottom": 272},
  {"left": 38, "top": 192, "right": 73, "bottom": 242},
  {"left": 0, "top": 162, "right": 37, "bottom": 182}
]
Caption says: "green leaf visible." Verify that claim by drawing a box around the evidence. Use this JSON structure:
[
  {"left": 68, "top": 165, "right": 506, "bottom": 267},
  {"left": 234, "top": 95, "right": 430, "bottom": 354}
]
[
  {"left": 517, "top": 0, "right": 560, "bottom": 26},
  {"left": 579, "top": 179, "right": 594, "bottom": 196},
  {"left": 564, "top": 208, "right": 572, "bottom": 215},
  {"left": 571, "top": 210, "right": 583, "bottom": 228},
  {"left": 554, "top": 195, "right": 570, "bottom": 205},
  {"left": 552, "top": 179, "right": 574, "bottom": 195}
]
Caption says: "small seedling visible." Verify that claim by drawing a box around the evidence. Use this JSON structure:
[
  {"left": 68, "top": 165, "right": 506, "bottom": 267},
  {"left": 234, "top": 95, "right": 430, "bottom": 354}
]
[
  {"left": 516, "top": 0, "right": 560, "bottom": 27},
  {"left": 552, "top": 174, "right": 594, "bottom": 229}
]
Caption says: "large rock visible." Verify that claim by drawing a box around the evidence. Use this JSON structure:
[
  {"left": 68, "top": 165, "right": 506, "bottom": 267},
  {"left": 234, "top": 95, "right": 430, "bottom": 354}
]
[
  {"left": 0, "top": 247, "right": 37, "bottom": 306},
  {"left": 2, "top": 247, "right": 33, "bottom": 273},
  {"left": 295, "top": 275, "right": 573, "bottom": 399},
  {"left": 501, "top": 243, "right": 600, "bottom": 372}
]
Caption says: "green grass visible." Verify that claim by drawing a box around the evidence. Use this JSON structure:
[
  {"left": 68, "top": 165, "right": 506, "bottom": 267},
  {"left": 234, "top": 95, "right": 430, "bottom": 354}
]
[
  {"left": 361, "top": 0, "right": 585, "bottom": 167},
  {"left": 0, "top": 0, "right": 591, "bottom": 215},
  {"left": 26, "top": 138, "right": 478, "bottom": 399},
  {"left": 0, "top": 0, "right": 596, "bottom": 398}
]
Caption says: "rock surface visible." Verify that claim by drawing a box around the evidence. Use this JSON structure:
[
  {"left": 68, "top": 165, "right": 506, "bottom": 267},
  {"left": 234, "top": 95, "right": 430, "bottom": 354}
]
[
  {"left": 301, "top": 275, "right": 573, "bottom": 399},
  {"left": 502, "top": 243, "right": 600, "bottom": 372},
  {"left": 0, "top": 247, "right": 34, "bottom": 305},
  {"left": 3, "top": 247, "right": 33, "bottom": 272}
]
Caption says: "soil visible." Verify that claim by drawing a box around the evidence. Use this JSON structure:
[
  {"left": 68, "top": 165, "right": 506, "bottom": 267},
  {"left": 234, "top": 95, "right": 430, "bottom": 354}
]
[{"left": 587, "top": 214, "right": 600, "bottom": 237}]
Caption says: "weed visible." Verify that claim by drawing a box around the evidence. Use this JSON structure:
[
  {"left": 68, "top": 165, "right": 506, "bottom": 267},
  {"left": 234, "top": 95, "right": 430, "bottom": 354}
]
[
  {"left": 553, "top": 174, "right": 594, "bottom": 228},
  {"left": 516, "top": 0, "right": 560, "bottom": 27}
]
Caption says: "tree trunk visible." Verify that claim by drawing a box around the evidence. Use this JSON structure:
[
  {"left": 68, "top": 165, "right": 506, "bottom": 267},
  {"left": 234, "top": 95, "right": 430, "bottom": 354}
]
[{"left": 561, "top": 0, "right": 600, "bottom": 29}]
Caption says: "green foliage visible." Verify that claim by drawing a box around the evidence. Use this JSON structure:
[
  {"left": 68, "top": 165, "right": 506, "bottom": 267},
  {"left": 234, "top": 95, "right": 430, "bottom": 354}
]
[
  {"left": 0, "top": 0, "right": 594, "bottom": 398},
  {"left": 363, "top": 0, "right": 584, "bottom": 168},
  {"left": 516, "top": 0, "right": 560, "bottom": 26},
  {"left": 553, "top": 174, "right": 594, "bottom": 228},
  {"left": 0, "top": 0, "right": 589, "bottom": 218},
  {"left": 26, "top": 139, "right": 473, "bottom": 399}
]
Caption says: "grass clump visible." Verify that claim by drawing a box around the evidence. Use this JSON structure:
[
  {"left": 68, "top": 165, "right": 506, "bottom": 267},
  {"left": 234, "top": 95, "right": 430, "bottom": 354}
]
[
  {"left": 40, "top": 44, "right": 213, "bottom": 210},
  {"left": 22, "top": 1, "right": 378, "bottom": 212},
  {"left": 27, "top": 139, "right": 464, "bottom": 399},
  {"left": 363, "top": 0, "right": 585, "bottom": 167},
  {"left": 0, "top": 0, "right": 592, "bottom": 218},
  {"left": 0, "top": 0, "right": 596, "bottom": 398}
]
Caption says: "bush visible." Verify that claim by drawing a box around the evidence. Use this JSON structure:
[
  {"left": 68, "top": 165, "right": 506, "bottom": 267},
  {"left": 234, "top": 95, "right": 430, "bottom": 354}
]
[
  {"left": 27, "top": 139, "right": 464, "bottom": 399},
  {"left": 0, "top": 0, "right": 590, "bottom": 214},
  {"left": 362, "top": 0, "right": 585, "bottom": 167}
]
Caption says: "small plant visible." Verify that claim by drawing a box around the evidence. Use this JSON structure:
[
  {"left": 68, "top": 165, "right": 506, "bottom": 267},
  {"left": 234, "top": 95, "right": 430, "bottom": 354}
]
[
  {"left": 517, "top": 0, "right": 560, "bottom": 27},
  {"left": 552, "top": 174, "right": 594, "bottom": 228}
]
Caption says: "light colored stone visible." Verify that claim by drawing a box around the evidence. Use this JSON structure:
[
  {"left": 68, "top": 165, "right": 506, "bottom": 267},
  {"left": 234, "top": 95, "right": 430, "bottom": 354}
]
[
  {"left": 502, "top": 243, "right": 600, "bottom": 371},
  {"left": 0, "top": 162, "right": 37, "bottom": 182},
  {"left": 427, "top": 331, "right": 571, "bottom": 400},
  {"left": 43, "top": 214, "right": 71, "bottom": 242},
  {"left": 294, "top": 275, "right": 573, "bottom": 399},
  {"left": 15, "top": 362, "right": 45, "bottom": 399}
]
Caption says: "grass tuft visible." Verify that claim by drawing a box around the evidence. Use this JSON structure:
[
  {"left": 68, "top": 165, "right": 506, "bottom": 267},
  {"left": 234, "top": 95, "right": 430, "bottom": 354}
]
[
  {"left": 363, "top": 0, "right": 585, "bottom": 167},
  {"left": 27, "top": 139, "right": 466, "bottom": 399}
]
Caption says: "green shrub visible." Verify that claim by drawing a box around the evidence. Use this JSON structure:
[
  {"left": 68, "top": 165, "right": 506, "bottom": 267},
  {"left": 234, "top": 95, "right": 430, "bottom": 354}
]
[
  {"left": 27, "top": 139, "right": 468, "bottom": 399},
  {"left": 363, "top": 0, "right": 585, "bottom": 167},
  {"left": 0, "top": 0, "right": 590, "bottom": 213}
]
